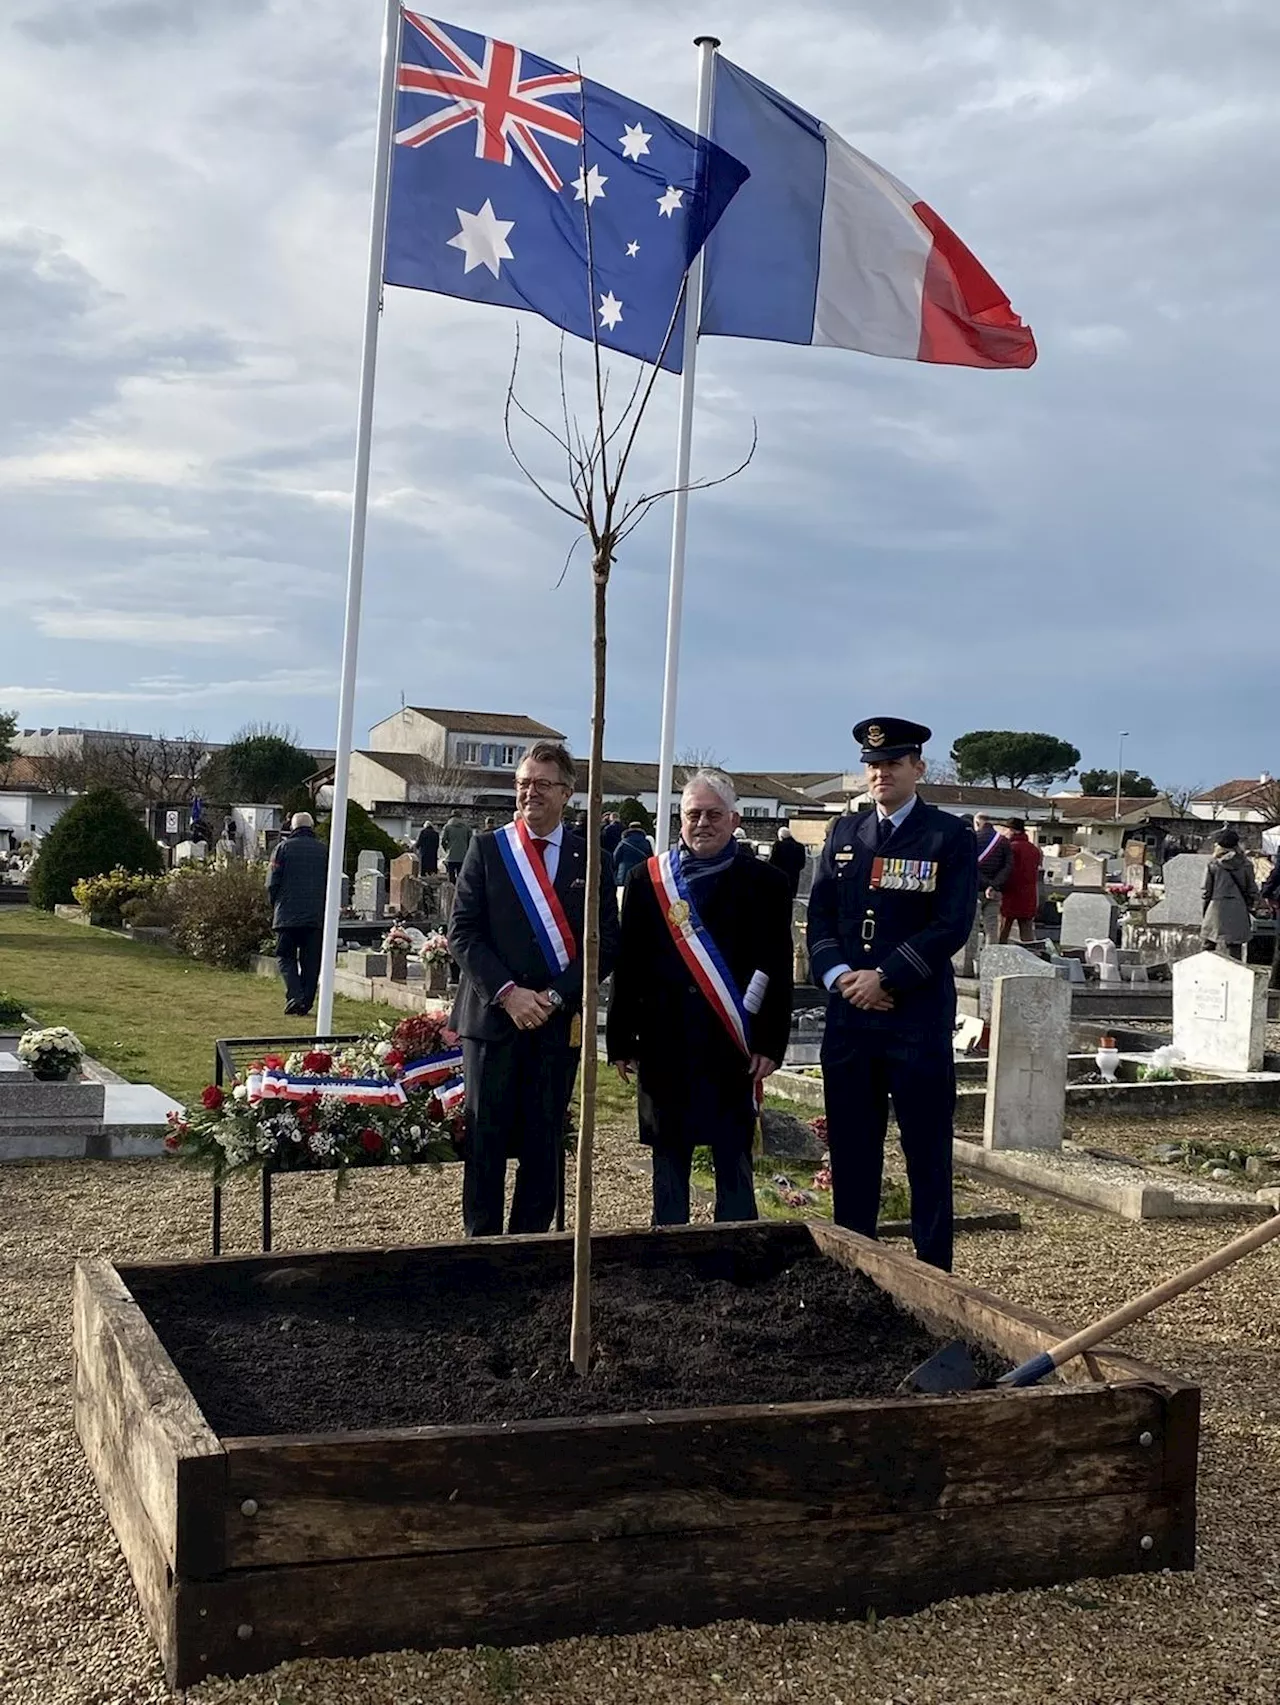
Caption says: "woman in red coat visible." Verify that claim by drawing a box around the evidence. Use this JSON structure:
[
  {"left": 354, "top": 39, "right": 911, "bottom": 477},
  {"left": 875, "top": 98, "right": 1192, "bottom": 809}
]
[{"left": 998, "top": 818, "right": 1042, "bottom": 943}]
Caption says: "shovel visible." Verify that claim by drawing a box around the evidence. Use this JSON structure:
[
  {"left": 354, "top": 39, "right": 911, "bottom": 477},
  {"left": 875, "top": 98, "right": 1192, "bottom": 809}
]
[{"left": 900, "top": 1205, "right": 1280, "bottom": 1394}]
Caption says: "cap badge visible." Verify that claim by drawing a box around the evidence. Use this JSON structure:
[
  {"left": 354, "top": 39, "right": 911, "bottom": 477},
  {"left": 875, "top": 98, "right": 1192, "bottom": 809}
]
[{"left": 866, "top": 724, "right": 886, "bottom": 748}]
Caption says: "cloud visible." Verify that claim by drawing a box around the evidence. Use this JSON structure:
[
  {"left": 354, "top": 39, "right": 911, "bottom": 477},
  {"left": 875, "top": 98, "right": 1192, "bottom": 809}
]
[{"left": 0, "top": 0, "right": 1278, "bottom": 787}]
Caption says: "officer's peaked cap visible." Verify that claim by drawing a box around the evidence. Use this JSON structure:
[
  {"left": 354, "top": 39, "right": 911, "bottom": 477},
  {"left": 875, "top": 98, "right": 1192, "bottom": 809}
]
[{"left": 852, "top": 716, "right": 931, "bottom": 763}]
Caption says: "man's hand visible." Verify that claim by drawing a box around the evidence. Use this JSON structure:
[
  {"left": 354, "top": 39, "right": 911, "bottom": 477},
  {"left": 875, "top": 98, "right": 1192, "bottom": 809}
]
[
  {"left": 614, "top": 1059, "right": 638, "bottom": 1084},
  {"left": 748, "top": 1054, "right": 778, "bottom": 1084},
  {"left": 500, "top": 987, "right": 555, "bottom": 1031},
  {"left": 836, "top": 969, "right": 894, "bottom": 1012},
  {"left": 984, "top": 886, "right": 998, "bottom": 901}
]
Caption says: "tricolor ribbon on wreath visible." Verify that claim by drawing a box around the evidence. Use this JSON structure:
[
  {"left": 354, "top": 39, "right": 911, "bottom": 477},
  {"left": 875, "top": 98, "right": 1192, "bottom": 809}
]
[
  {"left": 645, "top": 849, "right": 763, "bottom": 1116},
  {"left": 495, "top": 818, "right": 577, "bottom": 976},
  {"left": 400, "top": 1047, "right": 465, "bottom": 1093},
  {"left": 258, "top": 1071, "right": 408, "bottom": 1107}
]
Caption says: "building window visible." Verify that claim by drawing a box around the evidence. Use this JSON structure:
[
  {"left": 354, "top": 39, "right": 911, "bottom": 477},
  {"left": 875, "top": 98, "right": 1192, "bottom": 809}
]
[
  {"left": 459, "top": 741, "right": 480, "bottom": 764},
  {"left": 501, "top": 744, "right": 521, "bottom": 767},
  {"left": 742, "top": 805, "right": 769, "bottom": 819}
]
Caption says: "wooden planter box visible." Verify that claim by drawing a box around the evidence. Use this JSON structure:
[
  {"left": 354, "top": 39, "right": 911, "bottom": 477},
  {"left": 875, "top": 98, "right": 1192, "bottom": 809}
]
[{"left": 73, "top": 1222, "right": 1198, "bottom": 1690}]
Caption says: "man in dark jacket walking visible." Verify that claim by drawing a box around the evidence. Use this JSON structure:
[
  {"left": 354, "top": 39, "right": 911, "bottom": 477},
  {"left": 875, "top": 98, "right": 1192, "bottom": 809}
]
[
  {"left": 414, "top": 819, "right": 439, "bottom": 876},
  {"left": 767, "top": 826, "right": 807, "bottom": 898},
  {"left": 267, "top": 812, "right": 329, "bottom": 1016}
]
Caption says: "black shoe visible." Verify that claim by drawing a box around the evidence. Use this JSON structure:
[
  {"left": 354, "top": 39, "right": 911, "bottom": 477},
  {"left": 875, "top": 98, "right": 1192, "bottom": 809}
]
[
  {"left": 296, "top": 1005, "right": 313, "bottom": 1018},
  {"left": 284, "top": 1000, "right": 301, "bottom": 1015}
]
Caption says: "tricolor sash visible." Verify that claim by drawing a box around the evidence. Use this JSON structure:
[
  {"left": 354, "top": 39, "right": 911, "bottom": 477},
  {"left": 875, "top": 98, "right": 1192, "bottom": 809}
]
[
  {"left": 495, "top": 819, "right": 577, "bottom": 976},
  {"left": 400, "top": 1047, "right": 465, "bottom": 1094},
  {"left": 646, "top": 849, "right": 750, "bottom": 1058},
  {"left": 259, "top": 1071, "right": 406, "bottom": 1107}
]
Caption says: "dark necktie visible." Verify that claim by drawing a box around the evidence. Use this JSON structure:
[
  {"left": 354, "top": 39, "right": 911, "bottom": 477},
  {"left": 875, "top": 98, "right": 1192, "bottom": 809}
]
[
  {"left": 876, "top": 815, "right": 894, "bottom": 848},
  {"left": 531, "top": 837, "right": 550, "bottom": 873}
]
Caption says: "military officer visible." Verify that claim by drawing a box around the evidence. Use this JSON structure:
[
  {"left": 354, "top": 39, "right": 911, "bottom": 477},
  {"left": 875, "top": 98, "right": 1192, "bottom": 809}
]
[{"left": 807, "top": 717, "right": 976, "bottom": 1271}]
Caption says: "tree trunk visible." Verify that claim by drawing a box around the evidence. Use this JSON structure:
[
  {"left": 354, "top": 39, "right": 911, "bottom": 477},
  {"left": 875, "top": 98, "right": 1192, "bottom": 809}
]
[{"left": 570, "top": 554, "right": 609, "bottom": 1375}]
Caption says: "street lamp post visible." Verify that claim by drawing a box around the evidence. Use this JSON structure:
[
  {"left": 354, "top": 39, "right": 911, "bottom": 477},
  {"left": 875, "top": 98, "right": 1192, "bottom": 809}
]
[{"left": 1115, "top": 732, "right": 1129, "bottom": 823}]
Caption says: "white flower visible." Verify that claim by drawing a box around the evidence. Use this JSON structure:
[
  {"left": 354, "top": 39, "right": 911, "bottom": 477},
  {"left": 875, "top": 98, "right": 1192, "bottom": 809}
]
[
  {"left": 409, "top": 1125, "right": 422, "bottom": 1139},
  {"left": 374, "top": 1041, "right": 393, "bottom": 1060},
  {"left": 232, "top": 1084, "right": 248, "bottom": 1101}
]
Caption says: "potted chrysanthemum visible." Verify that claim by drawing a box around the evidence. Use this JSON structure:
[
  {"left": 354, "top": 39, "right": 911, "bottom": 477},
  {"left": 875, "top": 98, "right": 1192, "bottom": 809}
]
[{"left": 17, "top": 1025, "right": 85, "bottom": 1082}]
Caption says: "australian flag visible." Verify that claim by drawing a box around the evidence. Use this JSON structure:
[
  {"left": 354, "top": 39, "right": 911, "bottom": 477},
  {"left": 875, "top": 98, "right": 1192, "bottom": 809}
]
[{"left": 384, "top": 13, "right": 749, "bottom": 370}]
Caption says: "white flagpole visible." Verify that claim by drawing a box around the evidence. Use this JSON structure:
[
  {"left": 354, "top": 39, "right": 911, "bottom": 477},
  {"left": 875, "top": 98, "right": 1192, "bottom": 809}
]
[
  {"left": 653, "top": 34, "right": 720, "bottom": 851},
  {"left": 315, "top": 0, "right": 403, "bottom": 1035}
]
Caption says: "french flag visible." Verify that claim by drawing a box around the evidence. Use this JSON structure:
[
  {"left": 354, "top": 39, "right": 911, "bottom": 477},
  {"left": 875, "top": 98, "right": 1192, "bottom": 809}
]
[{"left": 700, "top": 58, "right": 1036, "bottom": 370}]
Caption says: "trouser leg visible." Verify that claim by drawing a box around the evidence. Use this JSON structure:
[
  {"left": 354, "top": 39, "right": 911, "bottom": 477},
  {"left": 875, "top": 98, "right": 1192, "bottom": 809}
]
[
  {"left": 461, "top": 1038, "right": 512, "bottom": 1237},
  {"left": 275, "top": 928, "right": 302, "bottom": 1006},
  {"left": 297, "top": 927, "right": 322, "bottom": 1009},
  {"left": 711, "top": 1140, "right": 757, "bottom": 1222},
  {"left": 886, "top": 1034, "right": 957, "bottom": 1272},
  {"left": 822, "top": 1033, "right": 889, "bottom": 1239},
  {"left": 651, "top": 1145, "right": 693, "bottom": 1226},
  {"left": 980, "top": 896, "right": 1002, "bottom": 945},
  {"left": 507, "top": 1033, "right": 574, "bottom": 1235}
]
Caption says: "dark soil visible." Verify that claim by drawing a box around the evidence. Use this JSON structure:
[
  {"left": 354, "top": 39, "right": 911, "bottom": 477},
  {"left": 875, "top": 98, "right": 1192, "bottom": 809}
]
[{"left": 133, "top": 1246, "right": 1006, "bottom": 1436}]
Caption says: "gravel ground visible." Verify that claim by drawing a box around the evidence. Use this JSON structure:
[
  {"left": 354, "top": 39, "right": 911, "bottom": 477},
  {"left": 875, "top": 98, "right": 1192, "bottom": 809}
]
[{"left": 4, "top": 1113, "right": 1280, "bottom": 1705}]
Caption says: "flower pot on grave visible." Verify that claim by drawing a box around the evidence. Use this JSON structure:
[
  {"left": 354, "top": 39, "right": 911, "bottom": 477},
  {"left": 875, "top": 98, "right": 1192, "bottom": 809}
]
[
  {"left": 388, "top": 950, "right": 409, "bottom": 984},
  {"left": 425, "top": 960, "right": 448, "bottom": 994},
  {"left": 31, "top": 1061, "right": 76, "bottom": 1082}
]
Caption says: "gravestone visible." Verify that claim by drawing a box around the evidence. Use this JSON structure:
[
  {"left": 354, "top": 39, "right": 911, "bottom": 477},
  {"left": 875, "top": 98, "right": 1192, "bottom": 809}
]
[
  {"left": 354, "top": 868, "right": 386, "bottom": 921},
  {"left": 357, "top": 849, "right": 385, "bottom": 874},
  {"left": 1086, "top": 939, "right": 1122, "bottom": 983},
  {"left": 1071, "top": 852, "right": 1106, "bottom": 890},
  {"left": 978, "top": 944, "right": 1056, "bottom": 1020},
  {"left": 389, "top": 853, "right": 420, "bottom": 915},
  {"left": 983, "top": 975, "right": 1071, "bottom": 1152},
  {"left": 173, "top": 840, "right": 205, "bottom": 865},
  {"left": 1124, "top": 862, "right": 1149, "bottom": 896},
  {"left": 1041, "top": 855, "right": 1072, "bottom": 888},
  {"left": 345, "top": 950, "right": 387, "bottom": 979},
  {"left": 1059, "top": 892, "right": 1117, "bottom": 950},
  {"left": 339, "top": 873, "right": 351, "bottom": 911},
  {"left": 1172, "top": 952, "right": 1267, "bottom": 1073},
  {"left": 1148, "top": 855, "right": 1212, "bottom": 927}
]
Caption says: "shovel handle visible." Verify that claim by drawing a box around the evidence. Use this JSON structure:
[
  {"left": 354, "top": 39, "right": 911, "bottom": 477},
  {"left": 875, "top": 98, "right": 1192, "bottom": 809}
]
[{"left": 1000, "top": 1205, "right": 1280, "bottom": 1387}]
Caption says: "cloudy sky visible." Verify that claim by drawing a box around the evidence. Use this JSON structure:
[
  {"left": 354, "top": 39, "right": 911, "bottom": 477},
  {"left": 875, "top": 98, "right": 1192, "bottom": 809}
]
[{"left": 2, "top": 0, "right": 1276, "bottom": 793}]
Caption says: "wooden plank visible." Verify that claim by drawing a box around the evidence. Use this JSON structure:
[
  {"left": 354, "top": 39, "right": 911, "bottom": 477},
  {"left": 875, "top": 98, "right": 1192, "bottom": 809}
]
[
  {"left": 221, "top": 1383, "right": 1166, "bottom": 1568},
  {"left": 73, "top": 1354, "right": 179, "bottom": 1686},
  {"left": 72, "top": 1259, "right": 227, "bottom": 1577},
  {"left": 1160, "top": 1382, "right": 1201, "bottom": 1569},
  {"left": 175, "top": 1489, "right": 1186, "bottom": 1687},
  {"left": 117, "top": 1219, "right": 814, "bottom": 1289},
  {"left": 806, "top": 1222, "right": 1197, "bottom": 1393}
]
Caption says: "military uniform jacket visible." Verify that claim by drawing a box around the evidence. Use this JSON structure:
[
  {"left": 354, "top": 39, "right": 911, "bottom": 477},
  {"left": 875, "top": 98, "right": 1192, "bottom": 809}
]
[
  {"left": 807, "top": 802, "right": 977, "bottom": 1026},
  {"left": 447, "top": 828, "right": 619, "bottom": 1043}
]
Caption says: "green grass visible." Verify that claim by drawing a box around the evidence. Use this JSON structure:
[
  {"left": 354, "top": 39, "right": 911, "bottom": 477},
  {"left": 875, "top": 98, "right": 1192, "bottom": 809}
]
[{"left": 0, "top": 908, "right": 401, "bottom": 1106}]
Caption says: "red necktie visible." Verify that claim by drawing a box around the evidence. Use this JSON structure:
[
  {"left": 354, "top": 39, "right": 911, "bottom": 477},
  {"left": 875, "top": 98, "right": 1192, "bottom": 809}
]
[{"left": 531, "top": 837, "right": 549, "bottom": 872}]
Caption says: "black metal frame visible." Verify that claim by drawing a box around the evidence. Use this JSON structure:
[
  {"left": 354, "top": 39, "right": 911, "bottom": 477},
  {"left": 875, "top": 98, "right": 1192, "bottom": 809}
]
[{"left": 209, "top": 1034, "right": 567, "bottom": 1254}]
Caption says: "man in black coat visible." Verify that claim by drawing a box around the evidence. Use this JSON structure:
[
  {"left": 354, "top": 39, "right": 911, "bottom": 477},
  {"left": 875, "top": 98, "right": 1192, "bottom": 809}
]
[
  {"left": 808, "top": 718, "right": 976, "bottom": 1271},
  {"left": 767, "top": 826, "right": 807, "bottom": 898},
  {"left": 266, "top": 812, "right": 329, "bottom": 1016},
  {"left": 608, "top": 770, "right": 793, "bottom": 1225},
  {"left": 414, "top": 819, "right": 439, "bottom": 876},
  {"left": 448, "top": 742, "right": 619, "bottom": 1237}
]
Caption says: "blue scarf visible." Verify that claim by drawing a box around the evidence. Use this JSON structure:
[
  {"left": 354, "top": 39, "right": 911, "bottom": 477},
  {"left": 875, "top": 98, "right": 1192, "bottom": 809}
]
[{"left": 678, "top": 838, "right": 741, "bottom": 894}]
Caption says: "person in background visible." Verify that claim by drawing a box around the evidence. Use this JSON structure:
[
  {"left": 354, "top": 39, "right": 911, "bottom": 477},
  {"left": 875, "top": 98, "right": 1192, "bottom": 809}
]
[
  {"left": 972, "top": 812, "right": 1012, "bottom": 945},
  {"left": 267, "top": 812, "right": 328, "bottom": 1017},
  {"left": 612, "top": 820, "right": 654, "bottom": 885},
  {"left": 1201, "top": 828, "right": 1258, "bottom": 960},
  {"left": 768, "top": 825, "right": 807, "bottom": 899},
  {"left": 807, "top": 717, "right": 975, "bottom": 1272},
  {"left": 609, "top": 770, "right": 792, "bottom": 1226},
  {"left": 448, "top": 743, "right": 619, "bottom": 1236},
  {"left": 601, "top": 811, "right": 624, "bottom": 858},
  {"left": 997, "top": 818, "right": 1041, "bottom": 944},
  {"left": 1260, "top": 848, "right": 1280, "bottom": 988},
  {"left": 414, "top": 819, "right": 439, "bottom": 875},
  {"left": 441, "top": 812, "right": 472, "bottom": 883}
]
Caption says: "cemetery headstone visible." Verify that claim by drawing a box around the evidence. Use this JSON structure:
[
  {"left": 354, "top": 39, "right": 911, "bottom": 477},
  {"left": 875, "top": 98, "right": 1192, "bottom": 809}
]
[
  {"left": 389, "top": 853, "right": 420, "bottom": 915},
  {"left": 356, "top": 849, "right": 386, "bottom": 874},
  {"left": 1071, "top": 851, "right": 1106, "bottom": 890},
  {"left": 353, "top": 868, "right": 386, "bottom": 921},
  {"left": 1148, "top": 855, "right": 1212, "bottom": 927},
  {"left": 339, "top": 873, "right": 351, "bottom": 911},
  {"left": 983, "top": 974, "right": 1071, "bottom": 1152},
  {"left": 1059, "top": 892, "right": 1118, "bottom": 950},
  {"left": 1172, "top": 951, "right": 1267, "bottom": 1073},
  {"left": 346, "top": 950, "right": 388, "bottom": 980},
  {"left": 977, "top": 944, "right": 1056, "bottom": 1020},
  {"left": 1086, "top": 939, "right": 1122, "bottom": 983},
  {"left": 174, "top": 840, "right": 205, "bottom": 865},
  {"left": 1124, "top": 861, "right": 1149, "bottom": 895},
  {"left": 1041, "top": 855, "right": 1072, "bottom": 888}
]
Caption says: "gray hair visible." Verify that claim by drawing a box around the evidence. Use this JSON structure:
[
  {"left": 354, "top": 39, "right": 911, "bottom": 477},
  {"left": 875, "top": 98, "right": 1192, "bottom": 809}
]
[
  {"left": 681, "top": 768, "right": 737, "bottom": 811},
  {"left": 290, "top": 811, "right": 314, "bottom": 830}
]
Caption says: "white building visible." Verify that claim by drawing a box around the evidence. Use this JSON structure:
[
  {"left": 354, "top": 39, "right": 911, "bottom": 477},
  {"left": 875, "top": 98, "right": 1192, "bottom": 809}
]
[{"left": 1188, "top": 776, "right": 1278, "bottom": 825}]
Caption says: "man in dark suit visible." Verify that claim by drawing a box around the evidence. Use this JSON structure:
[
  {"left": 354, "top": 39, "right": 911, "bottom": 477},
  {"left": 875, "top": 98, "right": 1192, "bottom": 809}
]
[
  {"left": 448, "top": 742, "right": 619, "bottom": 1237},
  {"left": 808, "top": 718, "right": 976, "bottom": 1271},
  {"left": 608, "top": 770, "right": 793, "bottom": 1225},
  {"left": 414, "top": 819, "right": 439, "bottom": 876},
  {"left": 767, "top": 826, "right": 807, "bottom": 898}
]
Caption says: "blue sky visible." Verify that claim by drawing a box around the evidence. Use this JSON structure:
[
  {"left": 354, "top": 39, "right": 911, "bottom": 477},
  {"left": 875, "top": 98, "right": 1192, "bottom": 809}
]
[{"left": 1, "top": 0, "right": 1276, "bottom": 795}]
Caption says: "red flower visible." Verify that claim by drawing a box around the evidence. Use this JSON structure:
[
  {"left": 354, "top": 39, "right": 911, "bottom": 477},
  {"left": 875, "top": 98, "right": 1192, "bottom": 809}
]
[
  {"left": 262, "top": 1053, "right": 285, "bottom": 1071},
  {"left": 383, "top": 1048, "right": 405, "bottom": 1071},
  {"left": 296, "top": 1092, "right": 321, "bottom": 1133},
  {"left": 359, "top": 1127, "right": 383, "bottom": 1155},
  {"left": 201, "top": 1085, "right": 225, "bottom": 1111},
  {"left": 164, "top": 1133, "right": 181, "bottom": 1152},
  {"left": 301, "top": 1050, "right": 332, "bottom": 1074}
]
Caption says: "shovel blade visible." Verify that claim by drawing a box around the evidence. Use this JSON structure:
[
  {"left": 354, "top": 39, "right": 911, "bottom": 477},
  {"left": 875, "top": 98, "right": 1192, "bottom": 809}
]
[{"left": 898, "top": 1339, "right": 982, "bottom": 1395}]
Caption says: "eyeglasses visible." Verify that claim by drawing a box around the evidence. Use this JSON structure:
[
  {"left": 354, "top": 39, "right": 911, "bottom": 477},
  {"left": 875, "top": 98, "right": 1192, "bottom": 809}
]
[
  {"left": 683, "top": 808, "right": 727, "bottom": 823},
  {"left": 516, "top": 778, "right": 568, "bottom": 796}
]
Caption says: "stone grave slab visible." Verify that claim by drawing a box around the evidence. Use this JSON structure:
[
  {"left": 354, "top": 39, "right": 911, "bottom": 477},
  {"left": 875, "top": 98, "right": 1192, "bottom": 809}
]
[
  {"left": 0, "top": 1077, "right": 105, "bottom": 1122},
  {"left": 353, "top": 869, "right": 386, "bottom": 921},
  {"left": 983, "top": 975, "right": 1071, "bottom": 1152},
  {"left": 1059, "top": 892, "right": 1117, "bottom": 949},
  {"left": 978, "top": 944, "right": 1056, "bottom": 1020},
  {"left": 345, "top": 950, "right": 388, "bottom": 979},
  {"left": 1148, "top": 855, "right": 1212, "bottom": 927},
  {"left": 1172, "top": 952, "right": 1268, "bottom": 1073}
]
